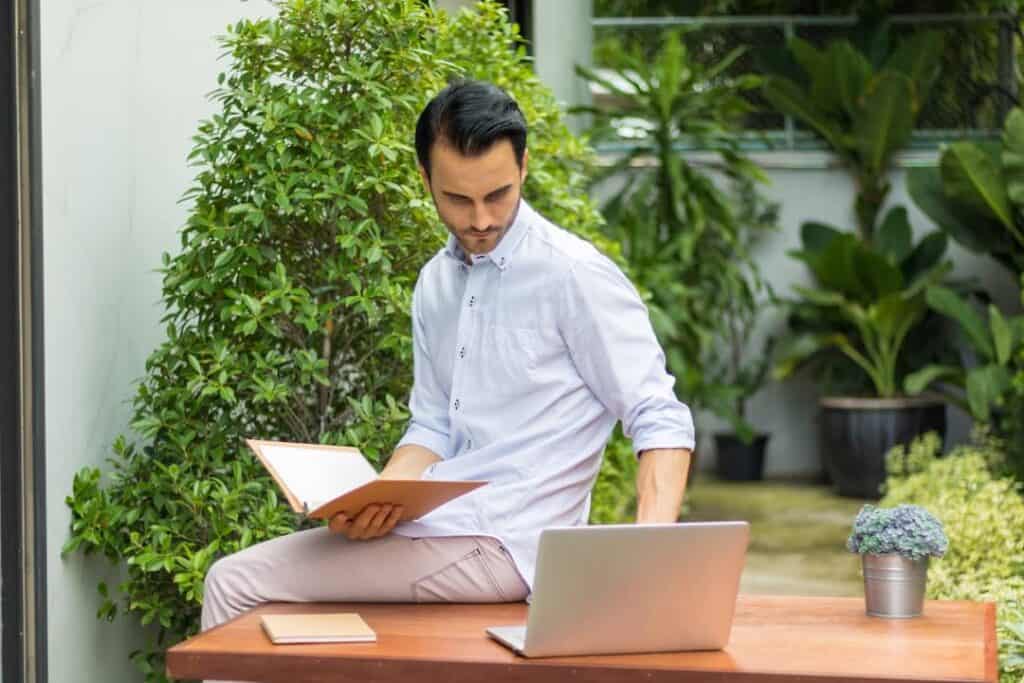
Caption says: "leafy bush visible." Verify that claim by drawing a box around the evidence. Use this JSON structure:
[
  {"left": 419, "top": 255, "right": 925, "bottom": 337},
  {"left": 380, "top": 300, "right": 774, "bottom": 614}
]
[
  {"left": 882, "top": 432, "right": 1024, "bottom": 682},
  {"left": 63, "top": 1, "right": 619, "bottom": 679}
]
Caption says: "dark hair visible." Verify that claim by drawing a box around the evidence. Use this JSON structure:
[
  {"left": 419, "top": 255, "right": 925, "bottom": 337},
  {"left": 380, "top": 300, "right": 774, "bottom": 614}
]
[{"left": 415, "top": 79, "right": 528, "bottom": 180}]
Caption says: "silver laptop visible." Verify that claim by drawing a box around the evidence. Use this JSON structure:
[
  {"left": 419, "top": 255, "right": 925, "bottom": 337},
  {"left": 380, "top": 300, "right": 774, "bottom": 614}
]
[{"left": 486, "top": 521, "right": 749, "bottom": 658}]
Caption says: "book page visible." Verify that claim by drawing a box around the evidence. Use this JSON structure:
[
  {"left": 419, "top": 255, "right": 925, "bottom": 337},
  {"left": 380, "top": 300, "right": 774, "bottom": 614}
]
[{"left": 256, "top": 443, "right": 377, "bottom": 509}]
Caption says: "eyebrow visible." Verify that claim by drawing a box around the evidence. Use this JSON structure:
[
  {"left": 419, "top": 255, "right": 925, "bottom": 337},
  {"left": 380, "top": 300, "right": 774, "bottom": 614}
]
[{"left": 442, "top": 184, "right": 513, "bottom": 201}]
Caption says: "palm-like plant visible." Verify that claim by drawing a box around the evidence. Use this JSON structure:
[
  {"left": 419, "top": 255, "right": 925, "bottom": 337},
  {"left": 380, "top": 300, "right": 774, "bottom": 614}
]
[
  {"left": 762, "top": 26, "right": 944, "bottom": 242},
  {"left": 575, "top": 28, "right": 775, "bottom": 439},
  {"left": 774, "top": 209, "right": 952, "bottom": 398}
]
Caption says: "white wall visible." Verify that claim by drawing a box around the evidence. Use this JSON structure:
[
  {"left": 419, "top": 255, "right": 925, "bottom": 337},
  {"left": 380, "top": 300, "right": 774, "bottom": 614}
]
[{"left": 40, "top": 2, "right": 273, "bottom": 681}]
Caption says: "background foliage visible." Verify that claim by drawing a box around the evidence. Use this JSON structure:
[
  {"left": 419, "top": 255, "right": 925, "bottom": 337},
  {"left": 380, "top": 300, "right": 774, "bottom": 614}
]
[
  {"left": 64, "top": 1, "right": 624, "bottom": 679},
  {"left": 882, "top": 431, "right": 1024, "bottom": 682}
]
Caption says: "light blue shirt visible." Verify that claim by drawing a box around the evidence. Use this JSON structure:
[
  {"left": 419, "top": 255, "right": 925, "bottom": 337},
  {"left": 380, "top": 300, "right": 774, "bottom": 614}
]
[{"left": 392, "top": 199, "right": 695, "bottom": 592}]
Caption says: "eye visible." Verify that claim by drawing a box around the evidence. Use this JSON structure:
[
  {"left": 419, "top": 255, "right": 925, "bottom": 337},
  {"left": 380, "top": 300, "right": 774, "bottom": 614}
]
[{"left": 486, "top": 188, "right": 510, "bottom": 202}]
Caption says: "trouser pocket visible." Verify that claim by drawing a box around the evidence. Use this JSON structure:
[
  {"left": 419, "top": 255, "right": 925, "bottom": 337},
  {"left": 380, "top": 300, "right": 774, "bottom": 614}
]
[{"left": 412, "top": 546, "right": 507, "bottom": 603}]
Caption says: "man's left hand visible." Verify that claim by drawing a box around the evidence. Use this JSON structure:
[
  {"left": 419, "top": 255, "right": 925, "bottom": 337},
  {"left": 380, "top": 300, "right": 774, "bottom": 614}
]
[{"left": 329, "top": 503, "right": 404, "bottom": 540}]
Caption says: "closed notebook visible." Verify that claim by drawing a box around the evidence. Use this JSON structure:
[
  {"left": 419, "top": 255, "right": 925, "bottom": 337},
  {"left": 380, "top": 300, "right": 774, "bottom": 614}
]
[{"left": 260, "top": 613, "right": 376, "bottom": 644}]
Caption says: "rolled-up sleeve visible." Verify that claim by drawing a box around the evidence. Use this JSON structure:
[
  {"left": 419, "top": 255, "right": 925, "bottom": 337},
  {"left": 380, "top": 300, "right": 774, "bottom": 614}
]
[
  {"left": 395, "top": 279, "right": 453, "bottom": 460},
  {"left": 561, "top": 254, "right": 696, "bottom": 455}
]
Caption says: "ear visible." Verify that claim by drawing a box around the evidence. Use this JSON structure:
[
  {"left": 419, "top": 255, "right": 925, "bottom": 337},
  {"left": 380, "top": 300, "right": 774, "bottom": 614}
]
[
  {"left": 417, "top": 164, "right": 431, "bottom": 194},
  {"left": 520, "top": 148, "right": 529, "bottom": 183}
]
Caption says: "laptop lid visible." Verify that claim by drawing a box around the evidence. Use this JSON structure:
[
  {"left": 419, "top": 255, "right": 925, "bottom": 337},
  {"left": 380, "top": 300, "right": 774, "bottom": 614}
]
[{"left": 521, "top": 521, "right": 749, "bottom": 657}]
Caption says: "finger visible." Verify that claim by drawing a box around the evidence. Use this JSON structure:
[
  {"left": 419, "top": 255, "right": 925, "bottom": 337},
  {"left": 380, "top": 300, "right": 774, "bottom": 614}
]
[
  {"left": 349, "top": 505, "right": 380, "bottom": 540},
  {"left": 328, "top": 513, "right": 350, "bottom": 534},
  {"left": 380, "top": 505, "right": 404, "bottom": 534},
  {"left": 366, "top": 504, "right": 393, "bottom": 535}
]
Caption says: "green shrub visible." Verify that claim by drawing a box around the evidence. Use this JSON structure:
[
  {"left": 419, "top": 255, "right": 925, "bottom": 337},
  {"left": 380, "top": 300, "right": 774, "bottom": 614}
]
[
  {"left": 63, "top": 2, "right": 619, "bottom": 680},
  {"left": 882, "top": 432, "right": 1024, "bottom": 682}
]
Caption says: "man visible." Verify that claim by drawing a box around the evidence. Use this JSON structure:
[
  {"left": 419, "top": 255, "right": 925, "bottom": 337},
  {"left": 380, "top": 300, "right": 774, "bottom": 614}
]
[{"left": 201, "top": 79, "right": 694, "bottom": 634}]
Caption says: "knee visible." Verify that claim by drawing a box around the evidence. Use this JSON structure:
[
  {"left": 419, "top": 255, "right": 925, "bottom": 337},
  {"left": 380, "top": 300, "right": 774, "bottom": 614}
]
[{"left": 203, "top": 553, "right": 248, "bottom": 607}]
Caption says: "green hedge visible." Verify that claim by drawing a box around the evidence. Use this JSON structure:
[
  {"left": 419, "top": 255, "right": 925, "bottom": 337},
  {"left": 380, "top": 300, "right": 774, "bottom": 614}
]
[{"left": 882, "top": 432, "right": 1024, "bottom": 682}]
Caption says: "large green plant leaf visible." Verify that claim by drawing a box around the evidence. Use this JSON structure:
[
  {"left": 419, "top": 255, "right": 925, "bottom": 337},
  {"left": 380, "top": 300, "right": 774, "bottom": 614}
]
[
  {"left": 966, "top": 364, "right": 1011, "bottom": 422},
  {"left": 871, "top": 292, "right": 924, "bottom": 347},
  {"left": 875, "top": 206, "right": 912, "bottom": 264},
  {"left": 772, "top": 332, "right": 849, "bottom": 380},
  {"left": 900, "top": 231, "right": 948, "bottom": 284},
  {"left": 852, "top": 241, "right": 904, "bottom": 299},
  {"left": 793, "top": 233, "right": 865, "bottom": 298},
  {"left": 925, "top": 285, "right": 995, "bottom": 359},
  {"left": 854, "top": 71, "right": 915, "bottom": 177},
  {"left": 940, "top": 141, "right": 1015, "bottom": 231},
  {"left": 800, "top": 221, "right": 844, "bottom": 253},
  {"left": 762, "top": 75, "right": 849, "bottom": 154},
  {"left": 883, "top": 30, "right": 944, "bottom": 105},
  {"left": 989, "top": 304, "right": 1013, "bottom": 366},
  {"left": 904, "top": 364, "right": 964, "bottom": 394},
  {"left": 907, "top": 165, "right": 1008, "bottom": 255},
  {"left": 817, "top": 41, "right": 866, "bottom": 116}
]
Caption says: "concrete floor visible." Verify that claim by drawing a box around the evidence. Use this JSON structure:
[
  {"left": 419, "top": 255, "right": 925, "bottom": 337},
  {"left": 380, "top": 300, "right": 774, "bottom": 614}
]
[{"left": 683, "top": 476, "right": 872, "bottom": 597}]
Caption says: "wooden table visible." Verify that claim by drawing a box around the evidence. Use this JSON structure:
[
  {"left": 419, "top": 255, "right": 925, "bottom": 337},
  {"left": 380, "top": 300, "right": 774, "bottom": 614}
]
[{"left": 167, "top": 595, "right": 997, "bottom": 682}]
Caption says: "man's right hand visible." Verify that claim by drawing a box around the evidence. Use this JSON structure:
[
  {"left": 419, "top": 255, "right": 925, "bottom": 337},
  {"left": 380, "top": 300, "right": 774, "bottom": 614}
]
[{"left": 329, "top": 504, "right": 404, "bottom": 541}]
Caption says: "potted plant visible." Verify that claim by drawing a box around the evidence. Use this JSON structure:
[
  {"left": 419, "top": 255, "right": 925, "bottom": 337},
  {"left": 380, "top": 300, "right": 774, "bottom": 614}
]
[
  {"left": 846, "top": 504, "right": 948, "bottom": 618},
  {"left": 774, "top": 210, "right": 953, "bottom": 498},
  {"left": 763, "top": 23, "right": 952, "bottom": 497},
  {"left": 700, "top": 181, "right": 779, "bottom": 481},
  {"left": 575, "top": 29, "right": 776, "bottom": 478}
]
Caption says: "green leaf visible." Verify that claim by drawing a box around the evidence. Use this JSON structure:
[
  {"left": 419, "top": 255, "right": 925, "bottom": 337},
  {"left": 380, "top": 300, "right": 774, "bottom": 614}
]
[
  {"left": 874, "top": 206, "right": 912, "bottom": 264},
  {"left": 829, "top": 41, "right": 871, "bottom": 118},
  {"left": 989, "top": 305, "right": 1012, "bottom": 366},
  {"left": 907, "top": 165, "right": 1006, "bottom": 255},
  {"left": 800, "top": 221, "right": 843, "bottom": 253},
  {"left": 904, "top": 364, "right": 964, "bottom": 395},
  {"left": 940, "top": 141, "right": 1015, "bottom": 231},
  {"left": 901, "top": 231, "right": 948, "bottom": 284},
  {"left": 965, "top": 364, "right": 1011, "bottom": 422},
  {"left": 883, "top": 30, "right": 944, "bottom": 103},
  {"left": 854, "top": 71, "right": 915, "bottom": 177},
  {"left": 762, "top": 75, "right": 848, "bottom": 154},
  {"left": 926, "top": 285, "right": 994, "bottom": 359}
]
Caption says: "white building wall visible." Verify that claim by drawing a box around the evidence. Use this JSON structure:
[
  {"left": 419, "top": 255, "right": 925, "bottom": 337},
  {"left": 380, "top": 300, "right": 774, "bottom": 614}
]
[{"left": 40, "top": 2, "right": 273, "bottom": 681}]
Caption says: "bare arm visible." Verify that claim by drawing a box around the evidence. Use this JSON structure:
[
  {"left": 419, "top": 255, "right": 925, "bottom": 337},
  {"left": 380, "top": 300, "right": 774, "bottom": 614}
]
[
  {"left": 635, "top": 448, "right": 691, "bottom": 524},
  {"left": 378, "top": 443, "right": 443, "bottom": 480},
  {"left": 329, "top": 444, "right": 443, "bottom": 539}
]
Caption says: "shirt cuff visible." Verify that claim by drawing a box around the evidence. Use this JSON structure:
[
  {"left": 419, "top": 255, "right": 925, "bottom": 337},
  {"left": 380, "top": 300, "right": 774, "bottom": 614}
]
[
  {"left": 395, "top": 423, "right": 452, "bottom": 460},
  {"left": 632, "top": 431, "right": 697, "bottom": 457}
]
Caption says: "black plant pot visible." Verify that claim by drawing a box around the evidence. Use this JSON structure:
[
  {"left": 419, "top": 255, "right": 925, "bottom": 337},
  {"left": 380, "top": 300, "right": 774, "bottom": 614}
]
[
  {"left": 714, "top": 433, "right": 769, "bottom": 481},
  {"left": 820, "top": 396, "right": 946, "bottom": 499}
]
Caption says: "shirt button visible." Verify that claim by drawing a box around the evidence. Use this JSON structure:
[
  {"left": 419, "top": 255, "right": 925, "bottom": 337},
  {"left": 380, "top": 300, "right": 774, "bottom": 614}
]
[
  {"left": 459, "top": 346, "right": 466, "bottom": 359},
  {"left": 468, "top": 296, "right": 476, "bottom": 307},
  {"left": 454, "top": 398, "right": 461, "bottom": 410}
]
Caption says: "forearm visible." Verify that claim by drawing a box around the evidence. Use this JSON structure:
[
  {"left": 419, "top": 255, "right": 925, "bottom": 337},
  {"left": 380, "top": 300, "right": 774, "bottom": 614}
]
[
  {"left": 635, "top": 448, "right": 691, "bottom": 523},
  {"left": 379, "top": 443, "right": 443, "bottom": 480}
]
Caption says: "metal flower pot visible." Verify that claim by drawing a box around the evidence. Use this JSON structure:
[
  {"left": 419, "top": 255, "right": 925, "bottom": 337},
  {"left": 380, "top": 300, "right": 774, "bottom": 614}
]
[{"left": 862, "top": 553, "right": 929, "bottom": 618}]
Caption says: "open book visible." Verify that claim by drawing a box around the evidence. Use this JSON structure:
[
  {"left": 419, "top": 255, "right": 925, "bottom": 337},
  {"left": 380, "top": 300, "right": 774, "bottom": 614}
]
[{"left": 245, "top": 439, "right": 486, "bottom": 522}]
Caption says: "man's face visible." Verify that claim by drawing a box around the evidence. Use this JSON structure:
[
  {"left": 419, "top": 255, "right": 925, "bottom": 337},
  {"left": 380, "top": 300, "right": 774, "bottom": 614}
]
[{"left": 419, "top": 139, "right": 528, "bottom": 258}]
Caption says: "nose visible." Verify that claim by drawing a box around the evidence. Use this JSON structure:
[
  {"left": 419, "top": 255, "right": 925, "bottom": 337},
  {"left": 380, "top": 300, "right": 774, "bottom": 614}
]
[{"left": 470, "top": 202, "right": 496, "bottom": 231}]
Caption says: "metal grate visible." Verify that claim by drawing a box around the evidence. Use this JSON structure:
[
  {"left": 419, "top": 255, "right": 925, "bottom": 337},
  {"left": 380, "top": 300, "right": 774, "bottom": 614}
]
[{"left": 591, "top": 13, "right": 1018, "bottom": 149}]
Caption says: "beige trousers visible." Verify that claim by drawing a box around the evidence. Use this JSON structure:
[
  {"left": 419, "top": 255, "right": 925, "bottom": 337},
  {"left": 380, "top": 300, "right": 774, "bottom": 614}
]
[{"left": 200, "top": 528, "right": 528, "bottom": 682}]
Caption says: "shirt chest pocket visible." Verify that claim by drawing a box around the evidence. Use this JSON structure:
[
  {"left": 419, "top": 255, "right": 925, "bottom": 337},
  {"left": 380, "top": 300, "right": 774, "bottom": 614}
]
[{"left": 477, "top": 325, "right": 540, "bottom": 395}]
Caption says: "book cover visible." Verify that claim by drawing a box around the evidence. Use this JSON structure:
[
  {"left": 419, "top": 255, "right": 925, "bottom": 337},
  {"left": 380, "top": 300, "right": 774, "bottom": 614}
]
[
  {"left": 245, "top": 439, "right": 487, "bottom": 521},
  {"left": 260, "top": 613, "right": 376, "bottom": 644}
]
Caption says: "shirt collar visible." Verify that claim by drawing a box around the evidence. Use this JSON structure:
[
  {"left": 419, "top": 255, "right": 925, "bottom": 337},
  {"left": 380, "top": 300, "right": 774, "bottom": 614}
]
[{"left": 443, "top": 198, "right": 534, "bottom": 271}]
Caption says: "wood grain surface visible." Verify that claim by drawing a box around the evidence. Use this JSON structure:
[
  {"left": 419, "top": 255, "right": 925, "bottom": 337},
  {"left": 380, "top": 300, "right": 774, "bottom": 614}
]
[{"left": 167, "top": 595, "right": 997, "bottom": 683}]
